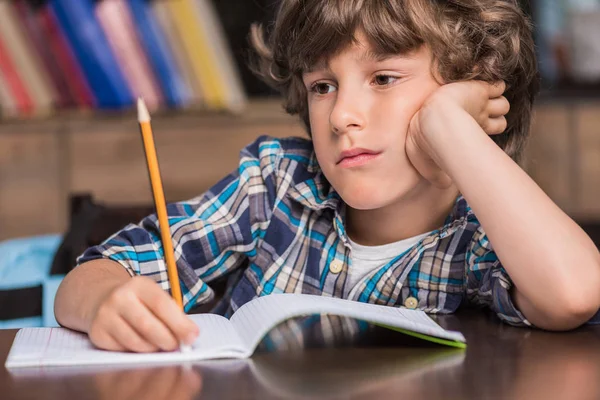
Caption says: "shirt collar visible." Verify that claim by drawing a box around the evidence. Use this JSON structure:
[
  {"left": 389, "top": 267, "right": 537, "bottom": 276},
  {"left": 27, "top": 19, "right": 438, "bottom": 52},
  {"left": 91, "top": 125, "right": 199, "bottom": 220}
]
[
  {"left": 286, "top": 152, "right": 348, "bottom": 242},
  {"left": 287, "top": 150, "right": 341, "bottom": 212}
]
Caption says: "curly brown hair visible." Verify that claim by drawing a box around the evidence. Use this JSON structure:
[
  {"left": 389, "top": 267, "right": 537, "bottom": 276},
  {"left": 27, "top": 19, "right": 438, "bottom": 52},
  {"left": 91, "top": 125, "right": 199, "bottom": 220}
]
[{"left": 249, "top": 0, "right": 539, "bottom": 162}]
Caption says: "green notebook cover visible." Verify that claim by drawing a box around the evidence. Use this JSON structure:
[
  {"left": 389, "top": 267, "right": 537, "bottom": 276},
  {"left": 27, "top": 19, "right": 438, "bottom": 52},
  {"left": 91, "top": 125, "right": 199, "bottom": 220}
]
[{"left": 374, "top": 323, "right": 467, "bottom": 349}]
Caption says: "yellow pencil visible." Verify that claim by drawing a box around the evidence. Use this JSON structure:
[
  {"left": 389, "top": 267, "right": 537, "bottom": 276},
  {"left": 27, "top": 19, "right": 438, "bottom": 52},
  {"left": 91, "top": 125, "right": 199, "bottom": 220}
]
[{"left": 137, "top": 97, "right": 184, "bottom": 311}]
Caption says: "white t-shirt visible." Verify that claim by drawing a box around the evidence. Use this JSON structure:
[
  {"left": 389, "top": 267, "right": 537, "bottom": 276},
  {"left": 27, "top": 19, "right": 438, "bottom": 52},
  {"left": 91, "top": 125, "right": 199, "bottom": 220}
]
[{"left": 347, "top": 231, "right": 433, "bottom": 297}]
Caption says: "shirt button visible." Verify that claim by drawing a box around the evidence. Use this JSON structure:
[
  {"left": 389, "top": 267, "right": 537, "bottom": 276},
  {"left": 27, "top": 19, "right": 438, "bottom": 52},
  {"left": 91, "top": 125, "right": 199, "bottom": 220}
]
[
  {"left": 329, "top": 260, "right": 344, "bottom": 274},
  {"left": 404, "top": 297, "right": 418, "bottom": 309}
]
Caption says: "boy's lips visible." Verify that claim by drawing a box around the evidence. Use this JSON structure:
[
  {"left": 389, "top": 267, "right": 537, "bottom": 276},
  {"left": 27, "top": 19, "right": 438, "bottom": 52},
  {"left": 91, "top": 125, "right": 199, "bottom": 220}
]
[{"left": 336, "top": 148, "right": 382, "bottom": 167}]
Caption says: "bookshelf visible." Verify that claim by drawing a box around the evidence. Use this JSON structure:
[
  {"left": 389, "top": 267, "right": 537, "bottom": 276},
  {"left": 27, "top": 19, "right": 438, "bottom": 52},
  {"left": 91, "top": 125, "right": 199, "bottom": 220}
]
[{"left": 0, "top": 0, "right": 263, "bottom": 119}]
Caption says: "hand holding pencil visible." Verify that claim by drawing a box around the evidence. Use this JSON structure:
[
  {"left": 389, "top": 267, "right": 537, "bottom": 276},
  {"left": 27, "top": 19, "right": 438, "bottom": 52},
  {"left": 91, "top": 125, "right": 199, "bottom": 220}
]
[
  {"left": 87, "top": 275, "right": 198, "bottom": 353},
  {"left": 82, "top": 99, "right": 199, "bottom": 353},
  {"left": 137, "top": 98, "right": 194, "bottom": 352}
]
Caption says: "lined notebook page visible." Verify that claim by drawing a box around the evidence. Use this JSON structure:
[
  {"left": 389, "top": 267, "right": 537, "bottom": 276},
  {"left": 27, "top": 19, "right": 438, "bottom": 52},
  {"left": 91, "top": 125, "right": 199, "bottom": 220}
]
[
  {"left": 230, "top": 294, "right": 466, "bottom": 354},
  {"left": 188, "top": 313, "right": 244, "bottom": 353},
  {"left": 7, "top": 328, "right": 93, "bottom": 366},
  {"left": 6, "top": 314, "right": 244, "bottom": 368}
]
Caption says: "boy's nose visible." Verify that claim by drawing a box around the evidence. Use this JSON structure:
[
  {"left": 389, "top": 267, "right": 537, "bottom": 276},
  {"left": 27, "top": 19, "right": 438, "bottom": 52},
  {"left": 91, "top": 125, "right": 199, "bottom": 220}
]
[{"left": 329, "top": 91, "right": 365, "bottom": 135}]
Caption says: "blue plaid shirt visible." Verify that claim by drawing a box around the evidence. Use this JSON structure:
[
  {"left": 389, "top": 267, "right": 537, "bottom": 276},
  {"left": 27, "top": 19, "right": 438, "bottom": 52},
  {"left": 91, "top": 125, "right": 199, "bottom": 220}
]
[{"left": 79, "top": 136, "right": 599, "bottom": 326}]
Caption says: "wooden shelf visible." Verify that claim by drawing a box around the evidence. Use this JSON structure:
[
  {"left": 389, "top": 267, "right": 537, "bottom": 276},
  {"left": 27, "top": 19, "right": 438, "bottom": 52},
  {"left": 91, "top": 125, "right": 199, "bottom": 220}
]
[{"left": 0, "top": 98, "right": 307, "bottom": 240}]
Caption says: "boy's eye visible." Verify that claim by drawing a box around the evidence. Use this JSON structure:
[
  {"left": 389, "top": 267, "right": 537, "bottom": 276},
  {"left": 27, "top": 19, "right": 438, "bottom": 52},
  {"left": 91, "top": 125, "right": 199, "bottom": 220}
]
[
  {"left": 373, "top": 75, "right": 398, "bottom": 86},
  {"left": 311, "top": 82, "right": 336, "bottom": 95}
]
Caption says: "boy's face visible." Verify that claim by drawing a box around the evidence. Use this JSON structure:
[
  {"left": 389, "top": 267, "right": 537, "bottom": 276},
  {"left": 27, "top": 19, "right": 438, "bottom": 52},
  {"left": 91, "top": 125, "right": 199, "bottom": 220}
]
[{"left": 302, "top": 34, "right": 441, "bottom": 211}]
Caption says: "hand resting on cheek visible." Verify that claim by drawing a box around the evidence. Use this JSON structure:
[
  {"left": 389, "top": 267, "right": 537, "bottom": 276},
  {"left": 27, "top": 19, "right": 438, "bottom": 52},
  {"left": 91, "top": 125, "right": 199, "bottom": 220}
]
[{"left": 406, "top": 80, "right": 510, "bottom": 188}]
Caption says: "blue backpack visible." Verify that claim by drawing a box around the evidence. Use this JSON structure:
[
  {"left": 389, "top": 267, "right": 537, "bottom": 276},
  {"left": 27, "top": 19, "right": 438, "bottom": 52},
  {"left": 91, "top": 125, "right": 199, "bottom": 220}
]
[
  {"left": 0, "top": 194, "right": 153, "bottom": 329},
  {"left": 0, "top": 234, "right": 63, "bottom": 328}
]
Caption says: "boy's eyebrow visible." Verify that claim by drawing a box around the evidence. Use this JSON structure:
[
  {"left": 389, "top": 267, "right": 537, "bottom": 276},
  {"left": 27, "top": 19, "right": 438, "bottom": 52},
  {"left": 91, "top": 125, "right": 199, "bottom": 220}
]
[
  {"left": 359, "top": 50, "right": 400, "bottom": 63},
  {"left": 304, "top": 61, "right": 330, "bottom": 74},
  {"left": 363, "top": 47, "right": 424, "bottom": 63}
]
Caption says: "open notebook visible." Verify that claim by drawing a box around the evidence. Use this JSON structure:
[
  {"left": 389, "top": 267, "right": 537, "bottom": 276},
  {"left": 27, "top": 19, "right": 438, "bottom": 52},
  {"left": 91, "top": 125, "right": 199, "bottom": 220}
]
[{"left": 5, "top": 293, "right": 466, "bottom": 368}]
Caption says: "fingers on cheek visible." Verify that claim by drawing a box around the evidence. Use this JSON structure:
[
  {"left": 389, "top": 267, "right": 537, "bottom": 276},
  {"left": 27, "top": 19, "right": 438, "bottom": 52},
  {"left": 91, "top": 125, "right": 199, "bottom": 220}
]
[
  {"left": 488, "top": 117, "right": 508, "bottom": 135},
  {"left": 488, "top": 97, "right": 510, "bottom": 118},
  {"left": 501, "top": 97, "right": 510, "bottom": 115}
]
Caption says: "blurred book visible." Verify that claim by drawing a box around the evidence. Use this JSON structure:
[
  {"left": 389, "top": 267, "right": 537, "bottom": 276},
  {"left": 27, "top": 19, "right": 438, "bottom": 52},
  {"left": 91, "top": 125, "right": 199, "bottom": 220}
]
[
  {"left": 50, "top": 0, "right": 134, "bottom": 109},
  {"left": 95, "top": 0, "right": 163, "bottom": 111},
  {"left": 0, "top": 31, "right": 34, "bottom": 116},
  {"left": 151, "top": 0, "right": 204, "bottom": 105},
  {"left": 164, "top": 0, "right": 225, "bottom": 109},
  {"left": 0, "top": 69, "right": 19, "bottom": 118},
  {"left": 13, "top": 1, "right": 75, "bottom": 109},
  {"left": 0, "top": 0, "right": 250, "bottom": 119},
  {"left": 127, "top": 0, "right": 193, "bottom": 108},
  {"left": 37, "top": 3, "right": 96, "bottom": 109},
  {"left": 192, "top": 0, "right": 247, "bottom": 113},
  {"left": 0, "top": 2, "right": 55, "bottom": 117}
]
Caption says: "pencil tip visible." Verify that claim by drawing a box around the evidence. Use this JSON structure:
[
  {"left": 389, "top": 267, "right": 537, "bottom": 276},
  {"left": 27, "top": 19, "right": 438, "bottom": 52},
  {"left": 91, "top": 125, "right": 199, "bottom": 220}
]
[{"left": 137, "top": 97, "right": 150, "bottom": 123}]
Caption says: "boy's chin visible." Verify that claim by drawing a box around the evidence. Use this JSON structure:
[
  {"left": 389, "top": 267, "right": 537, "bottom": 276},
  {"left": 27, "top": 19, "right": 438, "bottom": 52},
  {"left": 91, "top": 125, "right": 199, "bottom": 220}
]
[
  {"left": 339, "top": 192, "right": 400, "bottom": 211},
  {"left": 338, "top": 178, "right": 426, "bottom": 211},
  {"left": 334, "top": 174, "right": 424, "bottom": 211}
]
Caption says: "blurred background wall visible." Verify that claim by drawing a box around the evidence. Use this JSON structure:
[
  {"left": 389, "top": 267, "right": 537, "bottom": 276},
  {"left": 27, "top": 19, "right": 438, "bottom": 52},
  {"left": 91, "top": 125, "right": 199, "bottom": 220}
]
[
  {"left": 533, "top": 0, "right": 600, "bottom": 89},
  {"left": 0, "top": 0, "right": 599, "bottom": 241}
]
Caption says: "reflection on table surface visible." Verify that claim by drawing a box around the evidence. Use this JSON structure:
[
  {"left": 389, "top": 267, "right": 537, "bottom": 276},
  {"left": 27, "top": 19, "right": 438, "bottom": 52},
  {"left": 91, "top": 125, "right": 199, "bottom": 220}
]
[{"left": 3, "top": 309, "right": 600, "bottom": 400}]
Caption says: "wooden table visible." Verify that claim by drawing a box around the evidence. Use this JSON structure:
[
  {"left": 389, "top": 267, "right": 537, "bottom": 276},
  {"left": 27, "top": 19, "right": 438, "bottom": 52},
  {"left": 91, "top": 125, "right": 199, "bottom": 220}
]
[{"left": 1, "top": 309, "right": 599, "bottom": 400}]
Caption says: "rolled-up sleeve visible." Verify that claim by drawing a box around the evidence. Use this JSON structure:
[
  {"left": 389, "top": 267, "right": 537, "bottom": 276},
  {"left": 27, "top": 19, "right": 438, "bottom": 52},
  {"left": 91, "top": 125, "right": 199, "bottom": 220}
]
[
  {"left": 77, "top": 136, "right": 280, "bottom": 312},
  {"left": 465, "top": 226, "right": 531, "bottom": 327}
]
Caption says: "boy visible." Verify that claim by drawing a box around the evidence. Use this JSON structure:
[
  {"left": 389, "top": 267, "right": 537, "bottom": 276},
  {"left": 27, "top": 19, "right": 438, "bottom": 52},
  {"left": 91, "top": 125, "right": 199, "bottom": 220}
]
[{"left": 55, "top": 0, "right": 600, "bottom": 353}]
